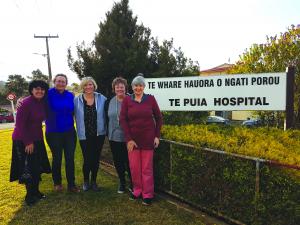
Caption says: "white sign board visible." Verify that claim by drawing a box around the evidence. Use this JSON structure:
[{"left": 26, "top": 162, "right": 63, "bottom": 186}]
[{"left": 144, "top": 73, "right": 287, "bottom": 111}]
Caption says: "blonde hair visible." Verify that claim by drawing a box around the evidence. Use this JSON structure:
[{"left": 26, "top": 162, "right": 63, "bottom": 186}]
[{"left": 80, "top": 77, "right": 98, "bottom": 92}]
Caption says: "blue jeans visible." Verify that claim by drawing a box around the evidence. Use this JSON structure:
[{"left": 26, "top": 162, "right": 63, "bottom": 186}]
[{"left": 46, "top": 129, "right": 77, "bottom": 188}]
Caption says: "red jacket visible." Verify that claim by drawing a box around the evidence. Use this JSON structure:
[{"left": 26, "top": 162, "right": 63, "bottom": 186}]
[{"left": 120, "top": 94, "right": 162, "bottom": 150}]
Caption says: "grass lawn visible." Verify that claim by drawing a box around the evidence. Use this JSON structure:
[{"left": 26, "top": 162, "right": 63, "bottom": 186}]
[{"left": 0, "top": 129, "right": 207, "bottom": 225}]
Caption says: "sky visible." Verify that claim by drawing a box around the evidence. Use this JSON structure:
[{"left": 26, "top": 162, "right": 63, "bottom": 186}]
[{"left": 0, "top": 0, "right": 299, "bottom": 84}]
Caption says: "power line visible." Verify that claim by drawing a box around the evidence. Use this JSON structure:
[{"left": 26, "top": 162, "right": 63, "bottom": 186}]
[{"left": 34, "top": 34, "right": 59, "bottom": 85}]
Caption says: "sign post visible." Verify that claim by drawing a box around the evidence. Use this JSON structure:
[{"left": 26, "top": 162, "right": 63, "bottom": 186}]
[
  {"left": 284, "top": 66, "right": 296, "bottom": 130},
  {"left": 6, "top": 93, "right": 16, "bottom": 123}
]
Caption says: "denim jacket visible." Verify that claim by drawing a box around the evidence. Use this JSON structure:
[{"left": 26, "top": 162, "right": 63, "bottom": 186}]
[{"left": 74, "top": 92, "right": 107, "bottom": 140}]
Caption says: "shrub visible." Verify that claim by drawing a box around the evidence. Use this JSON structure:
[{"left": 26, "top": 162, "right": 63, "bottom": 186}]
[{"left": 155, "top": 125, "right": 300, "bottom": 224}]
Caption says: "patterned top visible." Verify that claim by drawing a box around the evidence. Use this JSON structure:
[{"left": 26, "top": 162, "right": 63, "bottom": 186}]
[{"left": 83, "top": 96, "right": 97, "bottom": 137}]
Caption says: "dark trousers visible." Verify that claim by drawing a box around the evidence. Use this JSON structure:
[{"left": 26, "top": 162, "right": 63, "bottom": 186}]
[
  {"left": 79, "top": 135, "right": 105, "bottom": 183},
  {"left": 10, "top": 140, "right": 51, "bottom": 201},
  {"left": 109, "top": 141, "right": 131, "bottom": 186},
  {"left": 46, "top": 129, "right": 77, "bottom": 188}
]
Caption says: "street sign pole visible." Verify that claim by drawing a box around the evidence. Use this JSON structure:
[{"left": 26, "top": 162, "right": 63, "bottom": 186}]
[
  {"left": 10, "top": 100, "right": 16, "bottom": 123},
  {"left": 6, "top": 93, "right": 16, "bottom": 123}
]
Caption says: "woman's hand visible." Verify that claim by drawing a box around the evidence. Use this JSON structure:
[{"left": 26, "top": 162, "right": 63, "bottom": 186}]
[
  {"left": 16, "top": 97, "right": 24, "bottom": 110},
  {"left": 25, "top": 143, "right": 34, "bottom": 154},
  {"left": 127, "top": 140, "right": 137, "bottom": 152},
  {"left": 154, "top": 137, "right": 160, "bottom": 148}
]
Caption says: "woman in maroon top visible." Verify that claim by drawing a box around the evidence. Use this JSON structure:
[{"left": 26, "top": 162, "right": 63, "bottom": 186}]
[
  {"left": 10, "top": 80, "right": 51, "bottom": 206},
  {"left": 120, "top": 74, "right": 162, "bottom": 206}
]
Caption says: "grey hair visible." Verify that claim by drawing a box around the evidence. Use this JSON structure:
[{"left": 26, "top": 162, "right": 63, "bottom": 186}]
[{"left": 131, "top": 74, "right": 145, "bottom": 87}]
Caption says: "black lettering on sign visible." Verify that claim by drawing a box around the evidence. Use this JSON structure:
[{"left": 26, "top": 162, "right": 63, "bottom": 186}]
[
  {"left": 169, "top": 99, "right": 180, "bottom": 106},
  {"left": 157, "top": 81, "right": 182, "bottom": 89},
  {"left": 184, "top": 79, "right": 214, "bottom": 88},
  {"left": 251, "top": 76, "right": 280, "bottom": 85},
  {"left": 183, "top": 98, "right": 207, "bottom": 106},
  {"left": 214, "top": 97, "right": 269, "bottom": 106},
  {"left": 148, "top": 82, "right": 155, "bottom": 89},
  {"left": 225, "top": 77, "right": 248, "bottom": 86}
]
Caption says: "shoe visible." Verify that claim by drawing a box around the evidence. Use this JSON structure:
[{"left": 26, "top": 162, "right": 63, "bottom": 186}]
[
  {"left": 128, "top": 183, "right": 133, "bottom": 192},
  {"left": 117, "top": 184, "right": 125, "bottom": 194},
  {"left": 35, "top": 191, "right": 46, "bottom": 199},
  {"left": 142, "top": 198, "right": 152, "bottom": 206},
  {"left": 68, "top": 186, "right": 80, "bottom": 193},
  {"left": 90, "top": 182, "right": 100, "bottom": 192},
  {"left": 129, "top": 192, "right": 138, "bottom": 200},
  {"left": 54, "top": 184, "right": 63, "bottom": 192},
  {"left": 82, "top": 182, "right": 90, "bottom": 192},
  {"left": 25, "top": 194, "right": 38, "bottom": 206}
]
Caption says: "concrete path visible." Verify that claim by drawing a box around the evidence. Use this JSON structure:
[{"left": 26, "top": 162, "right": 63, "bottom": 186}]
[{"left": 0, "top": 122, "right": 14, "bottom": 130}]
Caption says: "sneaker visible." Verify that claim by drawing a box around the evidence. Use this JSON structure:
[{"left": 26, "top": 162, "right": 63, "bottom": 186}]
[
  {"left": 128, "top": 183, "right": 133, "bottom": 192},
  {"left": 129, "top": 192, "right": 138, "bottom": 200},
  {"left": 90, "top": 182, "right": 100, "bottom": 192},
  {"left": 68, "top": 186, "right": 80, "bottom": 193},
  {"left": 117, "top": 184, "right": 125, "bottom": 194},
  {"left": 35, "top": 191, "right": 46, "bottom": 199},
  {"left": 54, "top": 184, "right": 63, "bottom": 192},
  {"left": 82, "top": 182, "right": 90, "bottom": 192},
  {"left": 142, "top": 198, "right": 152, "bottom": 206}
]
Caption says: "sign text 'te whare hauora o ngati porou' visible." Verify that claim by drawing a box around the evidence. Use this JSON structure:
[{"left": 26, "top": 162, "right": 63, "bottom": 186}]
[{"left": 144, "top": 73, "right": 287, "bottom": 111}]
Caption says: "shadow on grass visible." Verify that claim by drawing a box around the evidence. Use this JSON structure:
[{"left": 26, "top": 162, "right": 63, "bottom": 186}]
[
  {"left": 7, "top": 171, "right": 206, "bottom": 225},
  {"left": 2, "top": 134, "right": 206, "bottom": 225}
]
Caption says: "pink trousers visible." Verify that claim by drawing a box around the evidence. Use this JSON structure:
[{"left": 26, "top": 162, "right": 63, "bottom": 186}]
[{"left": 128, "top": 149, "right": 154, "bottom": 199}]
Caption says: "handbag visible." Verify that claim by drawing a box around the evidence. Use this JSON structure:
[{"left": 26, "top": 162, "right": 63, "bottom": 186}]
[{"left": 19, "top": 155, "right": 32, "bottom": 184}]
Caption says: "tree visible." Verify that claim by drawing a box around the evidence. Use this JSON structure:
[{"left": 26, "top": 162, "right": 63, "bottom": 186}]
[
  {"left": 229, "top": 24, "right": 300, "bottom": 127},
  {"left": 68, "top": 0, "right": 151, "bottom": 96},
  {"left": 5, "top": 75, "right": 28, "bottom": 98},
  {"left": 68, "top": 0, "right": 199, "bottom": 97},
  {"left": 68, "top": 82, "right": 80, "bottom": 94},
  {"left": 27, "top": 69, "right": 49, "bottom": 82},
  {"left": 149, "top": 38, "right": 199, "bottom": 78}
]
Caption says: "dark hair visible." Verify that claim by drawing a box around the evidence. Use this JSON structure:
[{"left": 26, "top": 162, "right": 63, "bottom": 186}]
[
  {"left": 28, "top": 80, "right": 49, "bottom": 96},
  {"left": 53, "top": 73, "right": 68, "bottom": 85},
  {"left": 111, "top": 77, "right": 128, "bottom": 92}
]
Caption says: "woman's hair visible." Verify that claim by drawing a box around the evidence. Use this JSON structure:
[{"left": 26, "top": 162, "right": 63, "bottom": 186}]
[
  {"left": 53, "top": 73, "right": 68, "bottom": 85},
  {"left": 111, "top": 77, "right": 128, "bottom": 92},
  {"left": 28, "top": 80, "right": 49, "bottom": 95},
  {"left": 131, "top": 73, "right": 145, "bottom": 87},
  {"left": 80, "top": 77, "right": 98, "bottom": 91}
]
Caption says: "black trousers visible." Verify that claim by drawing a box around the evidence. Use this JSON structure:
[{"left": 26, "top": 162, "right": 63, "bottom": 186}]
[
  {"left": 46, "top": 129, "right": 77, "bottom": 188},
  {"left": 79, "top": 135, "right": 105, "bottom": 182},
  {"left": 109, "top": 141, "right": 131, "bottom": 185}
]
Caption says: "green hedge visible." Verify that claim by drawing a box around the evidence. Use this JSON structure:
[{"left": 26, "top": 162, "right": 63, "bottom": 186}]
[
  {"left": 154, "top": 125, "right": 300, "bottom": 224},
  {"left": 161, "top": 125, "right": 300, "bottom": 166}
]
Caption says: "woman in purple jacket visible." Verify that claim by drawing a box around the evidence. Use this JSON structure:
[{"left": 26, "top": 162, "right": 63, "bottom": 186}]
[
  {"left": 120, "top": 74, "right": 162, "bottom": 206},
  {"left": 10, "top": 80, "right": 51, "bottom": 206}
]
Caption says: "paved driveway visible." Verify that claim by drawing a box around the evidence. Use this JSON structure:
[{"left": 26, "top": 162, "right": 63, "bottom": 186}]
[{"left": 0, "top": 122, "right": 14, "bottom": 130}]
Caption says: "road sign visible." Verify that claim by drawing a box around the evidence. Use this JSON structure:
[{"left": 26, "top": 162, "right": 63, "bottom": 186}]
[{"left": 6, "top": 93, "right": 16, "bottom": 101}]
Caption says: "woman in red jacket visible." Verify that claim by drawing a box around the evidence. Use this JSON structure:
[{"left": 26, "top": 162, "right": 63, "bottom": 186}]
[{"left": 120, "top": 74, "right": 162, "bottom": 206}]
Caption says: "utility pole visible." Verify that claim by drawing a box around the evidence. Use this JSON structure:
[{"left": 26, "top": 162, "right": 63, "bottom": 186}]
[{"left": 34, "top": 34, "right": 59, "bottom": 85}]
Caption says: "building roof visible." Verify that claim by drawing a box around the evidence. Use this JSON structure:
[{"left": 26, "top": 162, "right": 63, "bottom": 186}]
[{"left": 200, "top": 63, "right": 234, "bottom": 75}]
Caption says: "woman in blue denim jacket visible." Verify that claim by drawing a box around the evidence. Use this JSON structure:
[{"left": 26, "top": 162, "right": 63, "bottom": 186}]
[{"left": 74, "top": 77, "right": 107, "bottom": 191}]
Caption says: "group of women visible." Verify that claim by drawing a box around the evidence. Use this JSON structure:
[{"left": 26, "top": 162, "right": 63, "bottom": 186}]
[{"left": 10, "top": 73, "right": 162, "bottom": 207}]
